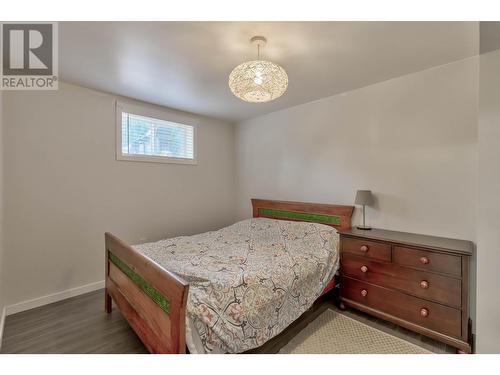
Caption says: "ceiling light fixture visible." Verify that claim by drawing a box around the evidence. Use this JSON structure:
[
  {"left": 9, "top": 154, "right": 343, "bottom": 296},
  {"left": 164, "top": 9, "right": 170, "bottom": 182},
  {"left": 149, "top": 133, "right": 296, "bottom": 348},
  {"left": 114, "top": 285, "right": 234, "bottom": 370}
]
[{"left": 229, "top": 36, "right": 288, "bottom": 103}]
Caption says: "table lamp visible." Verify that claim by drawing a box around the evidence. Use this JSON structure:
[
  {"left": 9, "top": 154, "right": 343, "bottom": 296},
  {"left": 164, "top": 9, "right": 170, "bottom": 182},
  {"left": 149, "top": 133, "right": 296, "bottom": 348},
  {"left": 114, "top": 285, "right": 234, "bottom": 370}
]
[{"left": 355, "top": 190, "right": 374, "bottom": 230}]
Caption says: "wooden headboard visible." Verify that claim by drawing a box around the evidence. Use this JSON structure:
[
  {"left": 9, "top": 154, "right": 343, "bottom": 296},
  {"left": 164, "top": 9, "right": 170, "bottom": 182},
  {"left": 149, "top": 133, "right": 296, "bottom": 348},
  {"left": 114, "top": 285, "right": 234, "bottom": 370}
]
[{"left": 251, "top": 198, "right": 354, "bottom": 231}]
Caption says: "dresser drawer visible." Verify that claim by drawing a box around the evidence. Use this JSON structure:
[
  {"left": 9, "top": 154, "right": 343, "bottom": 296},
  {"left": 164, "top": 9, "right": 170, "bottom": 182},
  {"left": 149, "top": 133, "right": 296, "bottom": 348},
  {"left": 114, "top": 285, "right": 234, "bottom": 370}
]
[
  {"left": 341, "top": 237, "right": 391, "bottom": 261},
  {"left": 393, "top": 246, "right": 461, "bottom": 277},
  {"left": 341, "top": 277, "right": 462, "bottom": 338},
  {"left": 341, "top": 254, "right": 461, "bottom": 307}
]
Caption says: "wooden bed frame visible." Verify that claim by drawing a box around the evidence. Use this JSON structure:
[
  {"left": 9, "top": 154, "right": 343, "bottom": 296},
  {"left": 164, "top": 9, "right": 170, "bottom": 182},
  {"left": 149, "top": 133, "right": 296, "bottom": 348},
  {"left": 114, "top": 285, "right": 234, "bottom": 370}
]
[{"left": 104, "top": 199, "right": 354, "bottom": 354}]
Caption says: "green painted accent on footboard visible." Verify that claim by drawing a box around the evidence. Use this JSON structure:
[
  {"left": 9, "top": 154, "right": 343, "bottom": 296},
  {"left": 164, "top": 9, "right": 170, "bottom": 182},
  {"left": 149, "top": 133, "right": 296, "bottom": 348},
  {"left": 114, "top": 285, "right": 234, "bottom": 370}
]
[
  {"left": 109, "top": 252, "right": 170, "bottom": 315},
  {"left": 257, "top": 208, "right": 342, "bottom": 225}
]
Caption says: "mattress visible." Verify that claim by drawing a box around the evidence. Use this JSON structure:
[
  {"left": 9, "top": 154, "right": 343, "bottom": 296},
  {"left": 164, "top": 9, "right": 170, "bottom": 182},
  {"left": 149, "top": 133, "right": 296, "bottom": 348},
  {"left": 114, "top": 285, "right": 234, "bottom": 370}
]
[{"left": 133, "top": 218, "right": 339, "bottom": 353}]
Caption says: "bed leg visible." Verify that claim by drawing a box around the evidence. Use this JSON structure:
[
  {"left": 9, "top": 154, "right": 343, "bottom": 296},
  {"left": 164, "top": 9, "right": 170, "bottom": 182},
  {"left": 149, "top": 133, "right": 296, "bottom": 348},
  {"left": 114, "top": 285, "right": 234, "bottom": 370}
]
[{"left": 105, "top": 289, "right": 112, "bottom": 313}]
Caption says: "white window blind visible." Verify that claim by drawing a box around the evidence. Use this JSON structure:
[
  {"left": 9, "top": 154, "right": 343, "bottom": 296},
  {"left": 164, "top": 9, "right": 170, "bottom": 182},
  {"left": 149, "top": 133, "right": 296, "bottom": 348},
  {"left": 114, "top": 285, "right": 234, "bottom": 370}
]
[{"left": 119, "top": 111, "right": 195, "bottom": 163}]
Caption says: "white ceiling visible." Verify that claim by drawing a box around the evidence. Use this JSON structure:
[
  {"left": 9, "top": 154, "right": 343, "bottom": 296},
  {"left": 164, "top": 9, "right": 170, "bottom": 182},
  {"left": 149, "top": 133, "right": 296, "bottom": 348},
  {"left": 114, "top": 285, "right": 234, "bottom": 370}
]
[{"left": 60, "top": 22, "right": 478, "bottom": 123}]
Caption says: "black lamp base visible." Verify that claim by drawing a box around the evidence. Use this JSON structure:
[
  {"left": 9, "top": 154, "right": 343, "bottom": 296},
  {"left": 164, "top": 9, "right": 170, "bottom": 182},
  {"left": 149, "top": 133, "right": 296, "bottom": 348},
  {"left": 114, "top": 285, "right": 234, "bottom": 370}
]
[{"left": 356, "top": 225, "right": 372, "bottom": 230}]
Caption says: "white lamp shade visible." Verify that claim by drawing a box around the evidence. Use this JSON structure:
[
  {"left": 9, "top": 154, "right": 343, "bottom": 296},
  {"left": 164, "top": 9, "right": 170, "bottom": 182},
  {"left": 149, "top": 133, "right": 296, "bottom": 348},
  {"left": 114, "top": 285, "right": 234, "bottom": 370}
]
[{"left": 229, "top": 60, "right": 288, "bottom": 103}]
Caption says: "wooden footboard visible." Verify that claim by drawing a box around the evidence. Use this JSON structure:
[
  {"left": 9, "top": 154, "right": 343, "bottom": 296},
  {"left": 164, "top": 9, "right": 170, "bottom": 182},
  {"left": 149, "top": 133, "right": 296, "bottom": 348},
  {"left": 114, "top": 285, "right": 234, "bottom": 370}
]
[{"left": 104, "top": 232, "right": 189, "bottom": 354}]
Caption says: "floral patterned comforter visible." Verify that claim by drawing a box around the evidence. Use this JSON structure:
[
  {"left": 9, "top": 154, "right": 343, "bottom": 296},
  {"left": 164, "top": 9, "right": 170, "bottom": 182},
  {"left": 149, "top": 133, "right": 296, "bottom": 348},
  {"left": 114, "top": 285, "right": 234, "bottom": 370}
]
[{"left": 133, "top": 218, "right": 339, "bottom": 353}]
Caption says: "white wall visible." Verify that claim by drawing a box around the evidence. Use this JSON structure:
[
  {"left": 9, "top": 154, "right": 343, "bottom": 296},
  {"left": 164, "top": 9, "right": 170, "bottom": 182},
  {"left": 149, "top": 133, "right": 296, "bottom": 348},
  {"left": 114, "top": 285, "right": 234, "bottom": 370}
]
[
  {"left": 476, "top": 49, "right": 500, "bottom": 353},
  {"left": 2, "top": 82, "right": 236, "bottom": 308},
  {"left": 235, "top": 58, "right": 478, "bottom": 241}
]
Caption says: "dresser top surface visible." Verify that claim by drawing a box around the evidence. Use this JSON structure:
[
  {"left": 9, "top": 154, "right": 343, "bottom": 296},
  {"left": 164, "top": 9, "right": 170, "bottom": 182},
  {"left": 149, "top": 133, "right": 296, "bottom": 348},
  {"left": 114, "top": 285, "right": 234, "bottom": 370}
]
[{"left": 338, "top": 228, "right": 473, "bottom": 256}]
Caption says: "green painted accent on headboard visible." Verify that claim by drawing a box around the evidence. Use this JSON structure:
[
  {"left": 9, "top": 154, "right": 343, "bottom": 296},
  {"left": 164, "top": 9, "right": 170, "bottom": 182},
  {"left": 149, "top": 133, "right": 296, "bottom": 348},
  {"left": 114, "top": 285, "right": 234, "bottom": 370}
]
[
  {"left": 109, "top": 252, "right": 170, "bottom": 315},
  {"left": 257, "top": 207, "right": 342, "bottom": 225}
]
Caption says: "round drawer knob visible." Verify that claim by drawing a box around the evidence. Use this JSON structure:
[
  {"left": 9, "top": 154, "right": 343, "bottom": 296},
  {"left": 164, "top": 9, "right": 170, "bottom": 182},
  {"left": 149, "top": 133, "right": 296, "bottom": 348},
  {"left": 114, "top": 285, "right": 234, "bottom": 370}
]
[
  {"left": 360, "top": 289, "right": 368, "bottom": 297},
  {"left": 360, "top": 265, "right": 368, "bottom": 273},
  {"left": 360, "top": 245, "right": 369, "bottom": 252},
  {"left": 420, "top": 280, "right": 429, "bottom": 289},
  {"left": 420, "top": 308, "right": 429, "bottom": 317},
  {"left": 420, "top": 256, "right": 429, "bottom": 265}
]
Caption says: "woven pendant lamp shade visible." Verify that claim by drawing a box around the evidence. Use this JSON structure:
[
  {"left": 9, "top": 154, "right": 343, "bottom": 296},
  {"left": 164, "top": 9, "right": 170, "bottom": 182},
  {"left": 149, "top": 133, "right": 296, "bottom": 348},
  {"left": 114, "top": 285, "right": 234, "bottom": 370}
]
[
  {"left": 229, "top": 36, "right": 288, "bottom": 103},
  {"left": 229, "top": 60, "right": 288, "bottom": 103}
]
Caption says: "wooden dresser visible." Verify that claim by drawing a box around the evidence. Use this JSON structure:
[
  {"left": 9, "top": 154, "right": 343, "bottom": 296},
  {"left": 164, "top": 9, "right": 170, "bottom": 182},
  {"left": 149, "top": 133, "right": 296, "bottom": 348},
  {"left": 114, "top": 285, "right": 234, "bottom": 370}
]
[{"left": 338, "top": 228, "right": 473, "bottom": 353}]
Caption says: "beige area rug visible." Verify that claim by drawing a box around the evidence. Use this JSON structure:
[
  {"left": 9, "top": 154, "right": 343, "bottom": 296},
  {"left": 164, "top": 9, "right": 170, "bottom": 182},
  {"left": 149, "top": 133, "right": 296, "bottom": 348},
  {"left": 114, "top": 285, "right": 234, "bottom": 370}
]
[{"left": 279, "top": 309, "right": 432, "bottom": 354}]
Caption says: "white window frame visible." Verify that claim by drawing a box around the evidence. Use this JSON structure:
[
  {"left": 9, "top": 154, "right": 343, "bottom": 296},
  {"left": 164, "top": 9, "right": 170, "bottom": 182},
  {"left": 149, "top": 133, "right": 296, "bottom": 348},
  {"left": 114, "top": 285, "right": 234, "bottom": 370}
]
[{"left": 116, "top": 101, "right": 198, "bottom": 165}]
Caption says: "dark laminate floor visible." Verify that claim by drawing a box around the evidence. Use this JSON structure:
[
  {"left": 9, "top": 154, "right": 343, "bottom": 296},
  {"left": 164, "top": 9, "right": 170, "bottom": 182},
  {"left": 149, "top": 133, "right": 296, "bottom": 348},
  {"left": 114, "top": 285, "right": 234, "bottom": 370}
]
[{"left": 1, "top": 288, "right": 455, "bottom": 354}]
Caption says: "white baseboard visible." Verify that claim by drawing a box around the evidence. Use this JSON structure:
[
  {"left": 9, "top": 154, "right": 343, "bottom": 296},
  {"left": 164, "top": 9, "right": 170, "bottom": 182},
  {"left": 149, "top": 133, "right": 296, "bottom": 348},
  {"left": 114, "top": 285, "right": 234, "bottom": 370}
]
[
  {"left": 0, "top": 306, "right": 6, "bottom": 351},
  {"left": 6, "top": 280, "right": 105, "bottom": 316}
]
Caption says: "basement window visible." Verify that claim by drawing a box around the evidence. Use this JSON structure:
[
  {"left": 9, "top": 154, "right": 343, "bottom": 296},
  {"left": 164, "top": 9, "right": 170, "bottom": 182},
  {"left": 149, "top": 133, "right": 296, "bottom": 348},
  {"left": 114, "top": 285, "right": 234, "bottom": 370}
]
[{"left": 116, "top": 102, "right": 197, "bottom": 165}]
